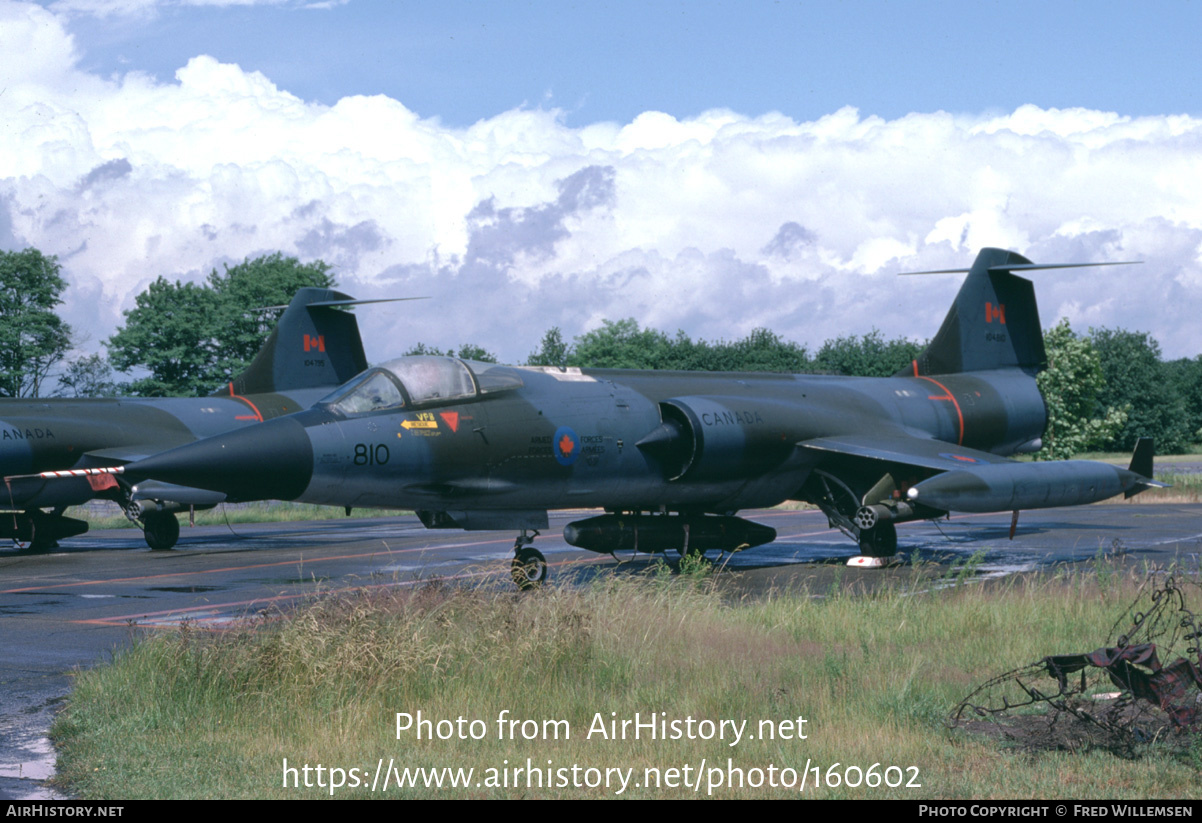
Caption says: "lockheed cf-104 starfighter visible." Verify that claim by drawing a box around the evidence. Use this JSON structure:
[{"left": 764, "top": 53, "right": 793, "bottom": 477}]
[
  {"left": 0, "top": 288, "right": 404, "bottom": 550},
  {"left": 53, "top": 248, "right": 1163, "bottom": 583}
]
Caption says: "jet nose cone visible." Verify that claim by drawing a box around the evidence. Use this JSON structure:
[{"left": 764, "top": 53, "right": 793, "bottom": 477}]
[{"left": 127, "top": 416, "right": 314, "bottom": 502}]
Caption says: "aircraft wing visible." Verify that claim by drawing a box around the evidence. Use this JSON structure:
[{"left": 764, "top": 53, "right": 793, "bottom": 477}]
[
  {"left": 78, "top": 446, "right": 160, "bottom": 466},
  {"left": 796, "top": 433, "right": 1016, "bottom": 472}
]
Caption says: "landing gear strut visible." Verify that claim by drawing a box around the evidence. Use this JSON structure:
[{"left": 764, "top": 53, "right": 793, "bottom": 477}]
[
  {"left": 857, "top": 521, "right": 897, "bottom": 556},
  {"left": 803, "top": 470, "right": 902, "bottom": 568},
  {"left": 511, "top": 529, "right": 547, "bottom": 590}
]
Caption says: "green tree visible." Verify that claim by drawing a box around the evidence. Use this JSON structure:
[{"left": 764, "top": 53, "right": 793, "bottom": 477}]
[
  {"left": 403, "top": 342, "right": 497, "bottom": 362},
  {"left": 107, "top": 254, "right": 335, "bottom": 396},
  {"left": 813, "top": 329, "right": 923, "bottom": 377},
  {"left": 206, "top": 253, "right": 335, "bottom": 381},
  {"left": 1034, "top": 320, "right": 1126, "bottom": 461},
  {"left": 0, "top": 248, "right": 72, "bottom": 397},
  {"left": 1089, "top": 327, "right": 1192, "bottom": 454},
  {"left": 107, "top": 279, "right": 223, "bottom": 396},
  {"left": 722, "top": 327, "right": 810, "bottom": 372},
  {"left": 558, "top": 320, "right": 811, "bottom": 372},
  {"left": 455, "top": 344, "right": 497, "bottom": 363},
  {"left": 569, "top": 319, "right": 674, "bottom": 369},
  {"left": 1163, "top": 356, "right": 1202, "bottom": 444},
  {"left": 55, "top": 353, "right": 120, "bottom": 398},
  {"left": 402, "top": 342, "right": 451, "bottom": 357},
  {"left": 526, "top": 327, "right": 572, "bottom": 367}
]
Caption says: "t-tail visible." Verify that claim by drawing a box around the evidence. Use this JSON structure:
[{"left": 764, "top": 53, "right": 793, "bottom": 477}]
[
  {"left": 216, "top": 288, "right": 370, "bottom": 396},
  {"left": 899, "top": 248, "right": 1045, "bottom": 376},
  {"left": 897, "top": 248, "right": 1139, "bottom": 378}
]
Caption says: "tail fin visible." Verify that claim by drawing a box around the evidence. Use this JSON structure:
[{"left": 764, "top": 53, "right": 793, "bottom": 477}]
[
  {"left": 219, "top": 288, "right": 368, "bottom": 396},
  {"left": 1125, "top": 437, "right": 1168, "bottom": 498},
  {"left": 900, "top": 248, "right": 1046, "bottom": 376},
  {"left": 1128, "top": 436, "right": 1155, "bottom": 479}
]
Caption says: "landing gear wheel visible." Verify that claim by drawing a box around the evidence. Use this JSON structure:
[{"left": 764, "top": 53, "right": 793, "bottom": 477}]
[
  {"left": 143, "top": 511, "right": 180, "bottom": 551},
  {"left": 28, "top": 536, "right": 58, "bottom": 552},
  {"left": 857, "top": 521, "right": 897, "bottom": 557},
  {"left": 511, "top": 547, "right": 547, "bottom": 590}
]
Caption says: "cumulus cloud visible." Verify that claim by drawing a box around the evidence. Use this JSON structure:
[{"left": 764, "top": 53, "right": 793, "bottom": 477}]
[{"left": 3, "top": 0, "right": 1202, "bottom": 366}]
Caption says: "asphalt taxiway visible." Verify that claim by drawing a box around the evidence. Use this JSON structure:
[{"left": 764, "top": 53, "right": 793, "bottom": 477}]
[{"left": 2, "top": 503, "right": 1200, "bottom": 798}]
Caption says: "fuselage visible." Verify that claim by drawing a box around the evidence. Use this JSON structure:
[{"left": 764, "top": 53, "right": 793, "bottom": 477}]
[
  {"left": 0, "top": 388, "right": 331, "bottom": 510},
  {"left": 129, "top": 359, "right": 1047, "bottom": 518}
]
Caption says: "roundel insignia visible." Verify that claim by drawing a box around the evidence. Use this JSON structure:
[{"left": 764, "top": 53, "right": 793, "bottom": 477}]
[
  {"left": 553, "top": 426, "right": 580, "bottom": 466},
  {"left": 940, "top": 452, "right": 982, "bottom": 464}
]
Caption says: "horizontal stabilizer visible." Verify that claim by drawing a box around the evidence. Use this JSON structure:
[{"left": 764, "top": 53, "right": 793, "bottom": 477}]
[
  {"left": 900, "top": 261, "right": 1140, "bottom": 276},
  {"left": 254, "top": 296, "right": 429, "bottom": 310}
]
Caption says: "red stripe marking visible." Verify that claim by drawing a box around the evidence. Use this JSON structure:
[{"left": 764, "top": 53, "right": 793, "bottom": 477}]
[
  {"left": 915, "top": 375, "right": 965, "bottom": 445},
  {"left": 228, "top": 391, "right": 264, "bottom": 422}
]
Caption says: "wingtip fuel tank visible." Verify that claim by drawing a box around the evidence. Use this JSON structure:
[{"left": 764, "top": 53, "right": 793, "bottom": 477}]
[{"left": 905, "top": 438, "right": 1163, "bottom": 513}]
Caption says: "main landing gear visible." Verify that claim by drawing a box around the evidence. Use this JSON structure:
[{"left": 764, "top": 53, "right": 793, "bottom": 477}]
[
  {"left": 142, "top": 510, "right": 181, "bottom": 551},
  {"left": 120, "top": 494, "right": 182, "bottom": 551},
  {"left": 3, "top": 508, "right": 88, "bottom": 551},
  {"left": 848, "top": 518, "right": 897, "bottom": 569},
  {"left": 804, "top": 469, "right": 902, "bottom": 568},
  {"left": 511, "top": 529, "right": 547, "bottom": 590}
]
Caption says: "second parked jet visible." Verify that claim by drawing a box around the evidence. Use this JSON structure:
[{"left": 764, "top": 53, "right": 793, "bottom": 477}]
[{"left": 1, "top": 288, "right": 385, "bottom": 549}]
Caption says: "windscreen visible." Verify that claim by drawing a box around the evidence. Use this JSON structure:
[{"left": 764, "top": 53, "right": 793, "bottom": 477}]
[{"left": 321, "top": 369, "right": 406, "bottom": 415}]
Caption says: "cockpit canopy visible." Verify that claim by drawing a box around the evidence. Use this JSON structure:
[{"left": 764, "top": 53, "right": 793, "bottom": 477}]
[{"left": 320, "top": 356, "right": 523, "bottom": 416}]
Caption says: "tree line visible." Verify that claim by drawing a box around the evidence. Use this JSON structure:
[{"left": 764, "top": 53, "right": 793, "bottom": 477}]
[{"left": 2, "top": 247, "right": 1199, "bottom": 458}]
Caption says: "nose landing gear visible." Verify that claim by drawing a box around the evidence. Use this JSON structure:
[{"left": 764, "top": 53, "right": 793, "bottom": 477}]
[{"left": 511, "top": 529, "right": 547, "bottom": 590}]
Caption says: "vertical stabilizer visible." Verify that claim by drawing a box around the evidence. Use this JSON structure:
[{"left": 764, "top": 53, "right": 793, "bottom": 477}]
[
  {"left": 902, "top": 248, "right": 1046, "bottom": 376},
  {"left": 1128, "top": 437, "right": 1155, "bottom": 479},
  {"left": 221, "top": 288, "right": 368, "bottom": 396}
]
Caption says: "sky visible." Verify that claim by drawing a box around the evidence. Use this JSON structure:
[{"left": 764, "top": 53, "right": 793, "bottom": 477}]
[{"left": 3, "top": 0, "right": 1202, "bottom": 370}]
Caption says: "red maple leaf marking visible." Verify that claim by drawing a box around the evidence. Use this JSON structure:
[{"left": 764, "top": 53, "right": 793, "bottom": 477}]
[{"left": 558, "top": 434, "right": 575, "bottom": 456}]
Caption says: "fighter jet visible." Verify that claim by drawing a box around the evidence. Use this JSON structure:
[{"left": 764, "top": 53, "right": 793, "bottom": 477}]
[
  {"left": 61, "top": 248, "right": 1164, "bottom": 582},
  {"left": 0, "top": 287, "right": 395, "bottom": 550}
]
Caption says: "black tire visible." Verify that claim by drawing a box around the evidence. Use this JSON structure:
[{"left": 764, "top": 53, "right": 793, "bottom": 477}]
[
  {"left": 27, "top": 537, "right": 58, "bottom": 552},
  {"left": 858, "top": 521, "right": 897, "bottom": 558},
  {"left": 511, "top": 547, "right": 548, "bottom": 590},
  {"left": 143, "top": 511, "right": 180, "bottom": 551}
]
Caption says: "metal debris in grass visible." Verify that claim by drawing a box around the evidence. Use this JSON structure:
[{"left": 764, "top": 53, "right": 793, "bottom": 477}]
[{"left": 951, "top": 572, "right": 1202, "bottom": 758}]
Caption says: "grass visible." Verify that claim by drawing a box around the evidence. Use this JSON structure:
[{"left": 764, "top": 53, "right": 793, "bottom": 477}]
[
  {"left": 1073, "top": 448, "right": 1202, "bottom": 463},
  {"left": 50, "top": 566, "right": 1202, "bottom": 799},
  {"left": 1118, "top": 472, "right": 1202, "bottom": 504}
]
